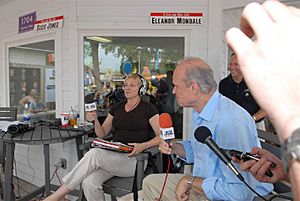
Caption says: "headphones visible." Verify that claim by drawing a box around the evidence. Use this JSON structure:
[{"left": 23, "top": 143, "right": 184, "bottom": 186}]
[
  {"left": 7, "top": 123, "right": 32, "bottom": 134},
  {"left": 137, "top": 74, "right": 148, "bottom": 96}
]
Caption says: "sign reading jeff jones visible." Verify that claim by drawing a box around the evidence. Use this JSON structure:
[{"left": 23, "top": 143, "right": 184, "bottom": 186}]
[{"left": 151, "top": 12, "right": 203, "bottom": 25}]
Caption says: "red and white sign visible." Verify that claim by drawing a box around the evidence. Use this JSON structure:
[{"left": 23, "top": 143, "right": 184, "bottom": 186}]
[
  {"left": 150, "top": 12, "right": 203, "bottom": 25},
  {"left": 34, "top": 15, "right": 64, "bottom": 32}
]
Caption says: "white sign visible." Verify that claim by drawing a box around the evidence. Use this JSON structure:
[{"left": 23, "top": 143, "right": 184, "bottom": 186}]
[
  {"left": 45, "top": 69, "right": 55, "bottom": 102},
  {"left": 34, "top": 15, "right": 64, "bottom": 32},
  {"left": 150, "top": 12, "right": 203, "bottom": 25}
]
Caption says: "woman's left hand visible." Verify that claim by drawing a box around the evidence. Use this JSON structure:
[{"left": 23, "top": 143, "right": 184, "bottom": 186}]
[{"left": 127, "top": 143, "right": 146, "bottom": 156}]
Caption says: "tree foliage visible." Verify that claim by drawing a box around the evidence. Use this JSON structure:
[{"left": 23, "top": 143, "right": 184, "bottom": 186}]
[{"left": 83, "top": 37, "right": 183, "bottom": 91}]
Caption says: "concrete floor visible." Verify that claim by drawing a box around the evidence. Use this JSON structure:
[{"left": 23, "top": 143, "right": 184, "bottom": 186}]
[{"left": 0, "top": 177, "right": 113, "bottom": 201}]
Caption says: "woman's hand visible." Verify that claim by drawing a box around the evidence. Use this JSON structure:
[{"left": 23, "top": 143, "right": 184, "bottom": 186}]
[
  {"left": 86, "top": 111, "right": 97, "bottom": 122},
  {"left": 127, "top": 143, "right": 146, "bottom": 156}
]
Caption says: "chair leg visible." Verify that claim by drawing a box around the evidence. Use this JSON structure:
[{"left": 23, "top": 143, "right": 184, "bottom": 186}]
[{"left": 111, "top": 195, "right": 118, "bottom": 201}]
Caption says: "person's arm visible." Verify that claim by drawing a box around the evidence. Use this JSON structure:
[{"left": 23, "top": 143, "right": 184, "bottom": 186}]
[
  {"left": 252, "top": 109, "right": 267, "bottom": 122},
  {"left": 86, "top": 111, "right": 112, "bottom": 138},
  {"left": 19, "top": 96, "right": 28, "bottom": 107}
]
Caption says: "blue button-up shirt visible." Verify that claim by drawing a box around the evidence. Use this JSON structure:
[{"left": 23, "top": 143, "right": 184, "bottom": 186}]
[{"left": 181, "top": 91, "right": 273, "bottom": 200}]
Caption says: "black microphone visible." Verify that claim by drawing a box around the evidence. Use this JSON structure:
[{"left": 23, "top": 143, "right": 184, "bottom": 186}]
[
  {"left": 194, "top": 126, "right": 244, "bottom": 181},
  {"left": 84, "top": 93, "right": 97, "bottom": 112}
]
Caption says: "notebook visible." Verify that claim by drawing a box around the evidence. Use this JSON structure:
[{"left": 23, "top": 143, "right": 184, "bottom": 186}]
[{"left": 91, "top": 138, "right": 134, "bottom": 153}]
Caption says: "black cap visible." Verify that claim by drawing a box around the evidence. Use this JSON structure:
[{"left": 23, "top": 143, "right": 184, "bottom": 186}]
[{"left": 84, "top": 93, "right": 96, "bottom": 104}]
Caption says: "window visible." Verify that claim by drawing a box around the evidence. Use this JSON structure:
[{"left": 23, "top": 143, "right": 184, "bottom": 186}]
[
  {"left": 9, "top": 40, "right": 56, "bottom": 121},
  {"left": 83, "top": 36, "right": 184, "bottom": 138}
]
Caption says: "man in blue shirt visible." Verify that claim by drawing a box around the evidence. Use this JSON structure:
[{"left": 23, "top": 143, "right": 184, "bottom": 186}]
[{"left": 142, "top": 57, "right": 273, "bottom": 200}]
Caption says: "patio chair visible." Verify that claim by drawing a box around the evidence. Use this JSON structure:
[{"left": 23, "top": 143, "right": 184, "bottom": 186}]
[
  {"left": 0, "top": 107, "right": 17, "bottom": 198},
  {"left": 77, "top": 137, "right": 162, "bottom": 201}
]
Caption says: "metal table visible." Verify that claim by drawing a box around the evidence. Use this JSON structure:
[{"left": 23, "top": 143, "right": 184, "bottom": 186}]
[{"left": 0, "top": 123, "right": 94, "bottom": 201}]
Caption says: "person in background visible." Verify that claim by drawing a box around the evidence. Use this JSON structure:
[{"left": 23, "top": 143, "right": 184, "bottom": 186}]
[
  {"left": 18, "top": 88, "right": 37, "bottom": 107},
  {"left": 28, "top": 93, "right": 48, "bottom": 114},
  {"left": 44, "top": 73, "right": 160, "bottom": 201},
  {"left": 142, "top": 57, "right": 272, "bottom": 201},
  {"left": 226, "top": 0, "right": 300, "bottom": 199},
  {"left": 219, "top": 53, "right": 267, "bottom": 129}
]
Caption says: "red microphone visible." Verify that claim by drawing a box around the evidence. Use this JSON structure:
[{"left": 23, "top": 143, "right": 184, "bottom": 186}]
[{"left": 159, "top": 113, "right": 175, "bottom": 141}]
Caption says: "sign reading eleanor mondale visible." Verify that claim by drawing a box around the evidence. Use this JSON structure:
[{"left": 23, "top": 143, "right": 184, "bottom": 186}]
[{"left": 150, "top": 12, "right": 203, "bottom": 25}]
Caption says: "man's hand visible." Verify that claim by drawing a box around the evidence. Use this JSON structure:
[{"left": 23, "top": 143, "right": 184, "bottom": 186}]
[
  {"left": 233, "top": 147, "right": 289, "bottom": 183},
  {"left": 158, "top": 139, "right": 177, "bottom": 155},
  {"left": 175, "top": 176, "right": 191, "bottom": 201}
]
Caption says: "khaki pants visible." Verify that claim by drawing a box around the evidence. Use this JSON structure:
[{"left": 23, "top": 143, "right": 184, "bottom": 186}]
[
  {"left": 62, "top": 148, "right": 137, "bottom": 201},
  {"left": 142, "top": 173, "right": 209, "bottom": 201}
]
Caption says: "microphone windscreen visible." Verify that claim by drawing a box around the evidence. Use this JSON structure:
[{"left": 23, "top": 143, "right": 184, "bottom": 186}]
[
  {"left": 85, "top": 93, "right": 96, "bottom": 104},
  {"left": 159, "top": 113, "right": 172, "bottom": 128},
  {"left": 194, "top": 126, "right": 212, "bottom": 143}
]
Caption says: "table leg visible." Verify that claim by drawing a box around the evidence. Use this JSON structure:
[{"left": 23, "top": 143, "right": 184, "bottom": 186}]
[
  {"left": 75, "top": 136, "right": 84, "bottom": 201},
  {"left": 44, "top": 144, "right": 50, "bottom": 196},
  {"left": 4, "top": 142, "right": 15, "bottom": 201},
  {"left": 75, "top": 136, "right": 84, "bottom": 160}
]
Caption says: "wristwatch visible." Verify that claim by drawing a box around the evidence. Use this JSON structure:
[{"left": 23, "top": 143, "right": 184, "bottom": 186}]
[
  {"left": 187, "top": 176, "right": 195, "bottom": 189},
  {"left": 281, "top": 128, "right": 300, "bottom": 172}
]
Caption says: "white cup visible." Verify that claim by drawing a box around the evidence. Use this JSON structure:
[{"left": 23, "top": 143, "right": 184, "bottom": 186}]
[{"left": 60, "top": 113, "right": 69, "bottom": 127}]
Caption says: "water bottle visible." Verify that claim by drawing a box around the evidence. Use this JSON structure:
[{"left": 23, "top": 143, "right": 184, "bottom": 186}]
[{"left": 23, "top": 103, "right": 31, "bottom": 126}]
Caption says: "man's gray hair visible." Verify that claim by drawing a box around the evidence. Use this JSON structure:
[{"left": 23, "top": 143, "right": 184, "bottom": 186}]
[{"left": 179, "top": 57, "right": 217, "bottom": 94}]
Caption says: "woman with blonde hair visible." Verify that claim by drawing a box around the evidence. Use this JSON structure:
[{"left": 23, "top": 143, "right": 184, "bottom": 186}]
[{"left": 45, "top": 73, "right": 160, "bottom": 201}]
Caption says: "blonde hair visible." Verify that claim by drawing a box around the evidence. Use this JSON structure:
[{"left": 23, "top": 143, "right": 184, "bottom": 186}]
[{"left": 125, "top": 73, "right": 142, "bottom": 87}]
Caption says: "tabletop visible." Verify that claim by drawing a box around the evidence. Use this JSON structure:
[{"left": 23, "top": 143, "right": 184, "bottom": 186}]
[
  {"left": 0, "top": 122, "right": 94, "bottom": 145},
  {"left": 0, "top": 122, "right": 95, "bottom": 201}
]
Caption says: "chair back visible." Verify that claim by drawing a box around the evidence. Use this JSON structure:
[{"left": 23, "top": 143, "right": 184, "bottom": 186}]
[
  {"left": 0, "top": 107, "right": 17, "bottom": 165},
  {"left": 0, "top": 107, "right": 17, "bottom": 122}
]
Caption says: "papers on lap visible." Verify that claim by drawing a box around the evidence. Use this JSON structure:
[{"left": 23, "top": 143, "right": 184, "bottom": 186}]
[{"left": 91, "top": 138, "right": 134, "bottom": 153}]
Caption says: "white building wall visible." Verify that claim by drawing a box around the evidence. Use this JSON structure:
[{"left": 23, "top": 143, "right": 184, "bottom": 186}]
[
  {"left": 2, "top": 0, "right": 298, "bottom": 188},
  {"left": 0, "top": 0, "right": 72, "bottom": 187}
]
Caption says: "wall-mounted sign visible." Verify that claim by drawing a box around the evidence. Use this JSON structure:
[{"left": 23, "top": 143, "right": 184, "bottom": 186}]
[
  {"left": 19, "top": 12, "right": 36, "bottom": 33},
  {"left": 34, "top": 15, "right": 64, "bottom": 32},
  {"left": 150, "top": 12, "right": 203, "bottom": 25}
]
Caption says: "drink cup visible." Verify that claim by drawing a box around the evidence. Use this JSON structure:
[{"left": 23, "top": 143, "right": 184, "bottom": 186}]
[
  {"left": 69, "top": 113, "right": 77, "bottom": 127},
  {"left": 60, "top": 113, "right": 69, "bottom": 128}
]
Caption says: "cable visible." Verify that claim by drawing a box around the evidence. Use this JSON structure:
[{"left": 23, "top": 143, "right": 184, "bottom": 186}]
[
  {"left": 26, "top": 144, "right": 36, "bottom": 183},
  {"left": 55, "top": 170, "right": 63, "bottom": 186},
  {"left": 158, "top": 158, "right": 170, "bottom": 201},
  {"left": 242, "top": 180, "right": 268, "bottom": 201},
  {"left": 50, "top": 167, "right": 59, "bottom": 182},
  {"left": 268, "top": 192, "right": 293, "bottom": 201},
  {"left": 13, "top": 158, "right": 21, "bottom": 199},
  {"left": 55, "top": 171, "right": 68, "bottom": 201}
]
